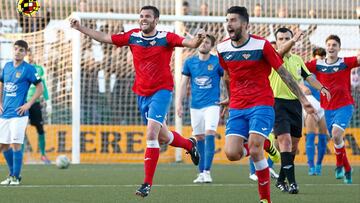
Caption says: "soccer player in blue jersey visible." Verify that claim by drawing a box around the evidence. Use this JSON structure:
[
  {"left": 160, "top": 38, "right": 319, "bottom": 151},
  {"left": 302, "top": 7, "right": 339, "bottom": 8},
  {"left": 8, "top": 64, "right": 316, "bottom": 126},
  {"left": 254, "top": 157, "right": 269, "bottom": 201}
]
[
  {"left": 0, "top": 40, "right": 43, "bottom": 185},
  {"left": 177, "top": 34, "right": 223, "bottom": 183},
  {"left": 302, "top": 48, "right": 328, "bottom": 176}
]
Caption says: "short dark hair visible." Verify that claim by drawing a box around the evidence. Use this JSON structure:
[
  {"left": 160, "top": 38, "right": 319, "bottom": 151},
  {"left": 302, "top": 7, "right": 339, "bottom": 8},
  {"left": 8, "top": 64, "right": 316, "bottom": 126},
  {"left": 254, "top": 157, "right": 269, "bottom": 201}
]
[
  {"left": 274, "top": 27, "right": 293, "bottom": 40},
  {"left": 325, "top": 34, "right": 341, "bottom": 46},
  {"left": 140, "top": 5, "right": 160, "bottom": 18},
  {"left": 182, "top": 1, "right": 189, "bottom": 7},
  {"left": 226, "top": 6, "right": 249, "bottom": 23},
  {"left": 206, "top": 34, "right": 216, "bottom": 46},
  {"left": 312, "top": 47, "right": 326, "bottom": 58},
  {"left": 14, "top": 40, "right": 28, "bottom": 50}
]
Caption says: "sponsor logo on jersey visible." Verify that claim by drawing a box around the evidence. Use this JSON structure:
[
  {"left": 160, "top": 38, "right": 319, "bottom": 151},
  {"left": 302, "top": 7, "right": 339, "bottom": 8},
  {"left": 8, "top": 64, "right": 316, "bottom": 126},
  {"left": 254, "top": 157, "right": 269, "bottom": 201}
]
[
  {"left": 4, "top": 82, "right": 17, "bottom": 97},
  {"left": 194, "top": 76, "right": 212, "bottom": 89}
]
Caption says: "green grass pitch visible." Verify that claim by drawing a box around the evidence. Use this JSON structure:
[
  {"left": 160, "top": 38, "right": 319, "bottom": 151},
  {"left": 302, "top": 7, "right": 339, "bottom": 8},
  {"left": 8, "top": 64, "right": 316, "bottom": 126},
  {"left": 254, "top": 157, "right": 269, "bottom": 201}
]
[{"left": 0, "top": 164, "right": 358, "bottom": 203}]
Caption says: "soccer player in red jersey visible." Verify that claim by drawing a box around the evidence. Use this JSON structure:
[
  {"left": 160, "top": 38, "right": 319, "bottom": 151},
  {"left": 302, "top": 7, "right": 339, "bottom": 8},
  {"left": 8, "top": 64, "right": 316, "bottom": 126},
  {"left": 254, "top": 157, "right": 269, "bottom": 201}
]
[
  {"left": 217, "top": 6, "right": 315, "bottom": 203},
  {"left": 306, "top": 35, "right": 360, "bottom": 184},
  {"left": 70, "top": 5, "right": 205, "bottom": 197}
]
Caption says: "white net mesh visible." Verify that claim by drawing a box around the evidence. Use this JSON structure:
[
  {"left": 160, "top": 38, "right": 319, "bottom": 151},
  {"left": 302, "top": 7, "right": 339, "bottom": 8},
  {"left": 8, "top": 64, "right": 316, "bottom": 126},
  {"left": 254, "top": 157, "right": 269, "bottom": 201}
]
[{"left": 0, "top": 15, "right": 359, "bottom": 164}]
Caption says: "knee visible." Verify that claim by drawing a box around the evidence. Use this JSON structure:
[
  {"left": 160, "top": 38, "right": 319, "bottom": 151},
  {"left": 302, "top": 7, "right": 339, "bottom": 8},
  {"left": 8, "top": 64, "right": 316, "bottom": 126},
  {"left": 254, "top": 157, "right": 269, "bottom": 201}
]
[
  {"left": 146, "top": 130, "right": 158, "bottom": 140},
  {"left": 225, "top": 149, "right": 242, "bottom": 161},
  {"left": 249, "top": 143, "right": 262, "bottom": 158},
  {"left": 278, "top": 136, "right": 292, "bottom": 150}
]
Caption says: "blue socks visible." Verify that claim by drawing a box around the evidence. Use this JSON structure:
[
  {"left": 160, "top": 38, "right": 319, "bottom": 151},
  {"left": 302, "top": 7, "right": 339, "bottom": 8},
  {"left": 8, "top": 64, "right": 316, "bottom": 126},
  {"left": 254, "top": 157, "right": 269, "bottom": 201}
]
[
  {"left": 249, "top": 158, "right": 256, "bottom": 175},
  {"left": 306, "top": 133, "right": 316, "bottom": 168},
  {"left": 197, "top": 139, "right": 205, "bottom": 172},
  {"left": 204, "top": 135, "right": 215, "bottom": 171},
  {"left": 3, "top": 148, "right": 14, "bottom": 176},
  {"left": 317, "top": 134, "right": 327, "bottom": 166},
  {"left": 197, "top": 135, "right": 215, "bottom": 172},
  {"left": 13, "top": 150, "right": 23, "bottom": 179},
  {"left": 267, "top": 157, "right": 274, "bottom": 168}
]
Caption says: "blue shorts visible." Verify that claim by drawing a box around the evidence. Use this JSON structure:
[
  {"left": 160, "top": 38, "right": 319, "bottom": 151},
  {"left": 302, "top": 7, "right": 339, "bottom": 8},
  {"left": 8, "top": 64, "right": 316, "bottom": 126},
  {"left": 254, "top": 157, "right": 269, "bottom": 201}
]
[
  {"left": 137, "top": 89, "right": 172, "bottom": 125},
  {"left": 325, "top": 105, "right": 354, "bottom": 135},
  {"left": 225, "top": 106, "right": 274, "bottom": 140}
]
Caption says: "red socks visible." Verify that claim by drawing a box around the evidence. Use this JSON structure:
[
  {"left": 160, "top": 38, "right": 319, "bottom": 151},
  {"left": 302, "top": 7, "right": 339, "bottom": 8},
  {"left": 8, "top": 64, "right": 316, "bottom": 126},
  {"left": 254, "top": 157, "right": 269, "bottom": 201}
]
[
  {"left": 256, "top": 167, "right": 271, "bottom": 202},
  {"left": 169, "top": 131, "right": 192, "bottom": 151},
  {"left": 335, "top": 146, "right": 351, "bottom": 172},
  {"left": 144, "top": 147, "right": 160, "bottom": 185}
]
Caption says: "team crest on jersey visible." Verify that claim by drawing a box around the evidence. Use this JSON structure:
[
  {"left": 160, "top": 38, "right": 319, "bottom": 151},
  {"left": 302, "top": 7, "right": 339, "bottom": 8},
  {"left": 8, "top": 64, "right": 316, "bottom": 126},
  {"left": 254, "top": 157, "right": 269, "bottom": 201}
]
[
  {"left": 17, "top": 0, "right": 40, "bottom": 17},
  {"left": 242, "top": 53, "right": 251, "bottom": 59},
  {"left": 208, "top": 64, "right": 214, "bottom": 71},
  {"left": 16, "top": 72, "right": 22, "bottom": 78},
  {"left": 150, "top": 40, "right": 156, "bottom": 46}
]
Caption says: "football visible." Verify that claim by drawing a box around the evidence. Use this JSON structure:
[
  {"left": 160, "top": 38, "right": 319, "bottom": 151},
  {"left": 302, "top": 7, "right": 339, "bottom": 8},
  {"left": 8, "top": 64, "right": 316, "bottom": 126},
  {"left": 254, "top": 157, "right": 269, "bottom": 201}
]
[{"left": 55, "top": 155, "right": 70, "bottom": 169}]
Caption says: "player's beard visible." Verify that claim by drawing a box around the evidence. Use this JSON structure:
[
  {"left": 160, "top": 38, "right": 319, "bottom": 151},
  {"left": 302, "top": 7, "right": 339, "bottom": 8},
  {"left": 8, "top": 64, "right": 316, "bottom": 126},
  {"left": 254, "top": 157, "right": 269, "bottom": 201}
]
[
  {"left": 230, "top": 27, "right": 243, "bottom": 42},
  {"left": 141, "top": 21, "right": 156, "bottom": 34}
]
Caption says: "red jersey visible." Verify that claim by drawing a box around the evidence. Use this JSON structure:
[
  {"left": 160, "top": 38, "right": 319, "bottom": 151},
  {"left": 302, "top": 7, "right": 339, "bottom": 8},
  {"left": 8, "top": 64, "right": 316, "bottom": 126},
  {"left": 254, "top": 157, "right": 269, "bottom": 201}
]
[
  {"left": 217, "top": 35, "right": 283, "bottom": 109},
  {"left": 306, "top": 57, "right": 359, "bottom": 110},
  {"left": 111, "top": 29, "right": 184, "bottom": 96}
]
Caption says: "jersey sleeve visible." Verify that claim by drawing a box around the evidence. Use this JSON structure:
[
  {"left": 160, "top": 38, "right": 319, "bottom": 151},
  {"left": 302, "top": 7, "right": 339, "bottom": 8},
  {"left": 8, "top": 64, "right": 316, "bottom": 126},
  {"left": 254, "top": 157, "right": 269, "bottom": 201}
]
[
  {"left": 263, "top": 40, "right": 283, "bottom": 70},
  {"left": 344, "top": 56, "right": 359, "bottom": 69},
  {"left": 166, "top": 32, "right": 185, "bottom": 48},
  {"left": 182, "top": 58, "right": 191, "bottom": 76},
  {"left": 27, "top": 65, "right": 42, "bottom": 85},
  {"left": 305, "top": 59, "right": 317, "bottom": 73},
  {"left": 217, "top": 51, "right": 228, "bottom": 71},
  {"left": 300, "top": 58, "right": 311, "bottom": 79},
  {"left": 111, "top": 30, "right": 132, "bottom": 47}
]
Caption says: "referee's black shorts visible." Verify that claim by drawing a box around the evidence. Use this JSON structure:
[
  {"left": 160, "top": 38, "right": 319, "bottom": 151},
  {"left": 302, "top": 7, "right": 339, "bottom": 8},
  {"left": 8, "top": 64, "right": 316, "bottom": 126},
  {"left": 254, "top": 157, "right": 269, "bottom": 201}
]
[
  {"left": 29, "top": 102, "right": 44, "bottom": 126},
  {"left": 273, "top": 98, "right": 302, "bottom": 138}
]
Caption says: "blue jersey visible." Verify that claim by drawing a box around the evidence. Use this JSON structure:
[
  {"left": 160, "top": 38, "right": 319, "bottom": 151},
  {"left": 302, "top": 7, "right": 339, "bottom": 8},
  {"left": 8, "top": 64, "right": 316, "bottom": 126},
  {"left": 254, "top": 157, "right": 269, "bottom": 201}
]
[
  {"left": 0, "top": 61, "right": 41, "bottom": 118},
  {"left": 304, "top": 75, "right": 320, "bottom": 101},
  {"left": 182, "top": 55, "right": 223, "bottom": 109}
]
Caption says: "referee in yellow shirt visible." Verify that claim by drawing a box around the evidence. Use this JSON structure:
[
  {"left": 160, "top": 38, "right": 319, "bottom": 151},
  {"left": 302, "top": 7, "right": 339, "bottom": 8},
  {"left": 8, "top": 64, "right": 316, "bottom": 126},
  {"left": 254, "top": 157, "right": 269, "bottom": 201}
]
[{"left": 269, "top": 28, "right": 331, "bottom": 194}]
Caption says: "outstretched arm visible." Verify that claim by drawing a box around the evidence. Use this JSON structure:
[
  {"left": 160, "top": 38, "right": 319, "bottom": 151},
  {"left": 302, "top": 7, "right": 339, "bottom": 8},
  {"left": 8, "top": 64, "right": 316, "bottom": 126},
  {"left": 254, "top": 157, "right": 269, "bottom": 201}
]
[
  {"left": 276, "top": 66, "right": 315, "bottom": 114},
  {"left": 305, "top": 75, "right": 331, "bottom": 101},
  {"left": 277, "top": 31, "right": 303, "bottom": 57},
  {"left": 182, "top": 29, "right": 206, "bottom": 48},
  {"left": 70, "top": 18, "right": 112, "bottom": 44}
]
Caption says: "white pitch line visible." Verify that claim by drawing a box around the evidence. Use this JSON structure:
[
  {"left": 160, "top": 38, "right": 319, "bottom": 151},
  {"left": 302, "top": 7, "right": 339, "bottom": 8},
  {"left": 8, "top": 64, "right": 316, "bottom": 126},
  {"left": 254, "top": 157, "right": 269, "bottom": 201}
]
[{"left": 3, "top": 183, "right": 359, "bottom": 188}]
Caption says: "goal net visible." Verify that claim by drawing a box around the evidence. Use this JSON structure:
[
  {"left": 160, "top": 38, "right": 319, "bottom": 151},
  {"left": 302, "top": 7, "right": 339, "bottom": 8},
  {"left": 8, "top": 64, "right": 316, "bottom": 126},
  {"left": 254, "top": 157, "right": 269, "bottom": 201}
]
[{"left": 0, "top": 13, "right": 359, "bottom": 165}]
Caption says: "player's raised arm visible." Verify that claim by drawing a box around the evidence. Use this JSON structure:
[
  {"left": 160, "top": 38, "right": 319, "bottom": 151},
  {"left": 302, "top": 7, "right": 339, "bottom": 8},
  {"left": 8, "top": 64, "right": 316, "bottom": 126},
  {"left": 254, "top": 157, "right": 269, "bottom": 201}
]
[
  {"left": 176, "top": 75, "right": 190, "bottom": 118},
  {"left": 182, "top": 29, "right": 206, "bottom": 48},
  {"left": 276, "top": 66, "right": 315, "bottom": 114},
  {"left": 70, "top": 18, "right": 112, "bottom": 44},
  {"left": 277, "top": 31, "right": 303, "bottom": 57}
]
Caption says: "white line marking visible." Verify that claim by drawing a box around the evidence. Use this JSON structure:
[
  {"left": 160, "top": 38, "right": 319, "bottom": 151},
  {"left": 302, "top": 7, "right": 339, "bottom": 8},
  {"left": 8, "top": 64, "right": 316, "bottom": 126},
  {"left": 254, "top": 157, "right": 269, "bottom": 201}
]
[{"left": 4, "top": 183, "right": 359, "bottom": 188}]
